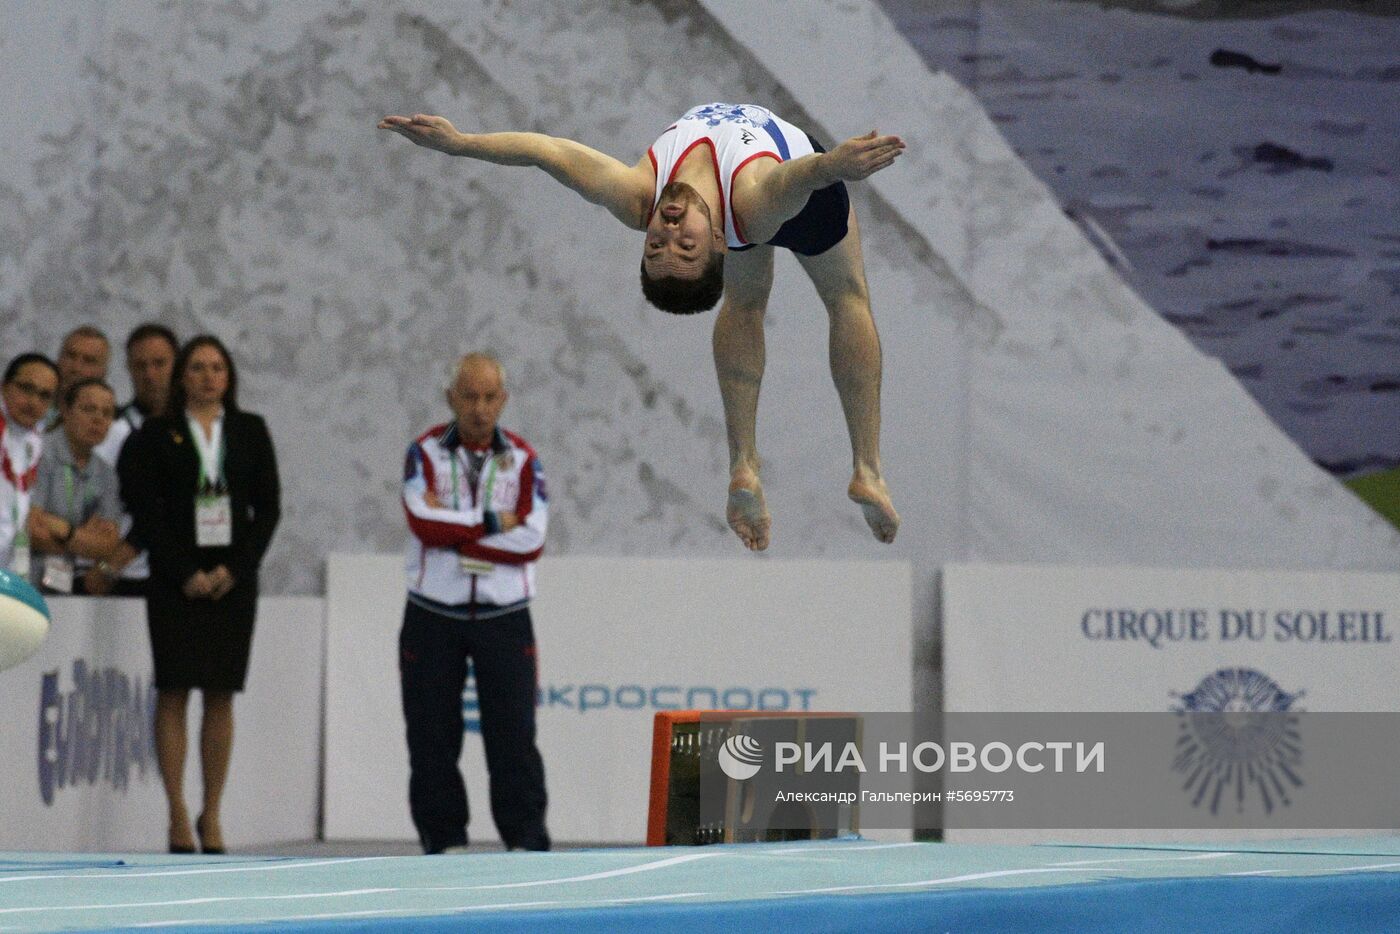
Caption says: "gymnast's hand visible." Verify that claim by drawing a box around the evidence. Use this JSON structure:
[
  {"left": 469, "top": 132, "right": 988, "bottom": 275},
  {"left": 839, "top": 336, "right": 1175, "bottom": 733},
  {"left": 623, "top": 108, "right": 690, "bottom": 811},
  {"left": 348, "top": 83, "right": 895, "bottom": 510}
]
[
  {"left": 378, "top": 113, "right": 464, "bottom": 155},
  {"left": 822, "top": 131, "right": 906, "bottom": 182}
]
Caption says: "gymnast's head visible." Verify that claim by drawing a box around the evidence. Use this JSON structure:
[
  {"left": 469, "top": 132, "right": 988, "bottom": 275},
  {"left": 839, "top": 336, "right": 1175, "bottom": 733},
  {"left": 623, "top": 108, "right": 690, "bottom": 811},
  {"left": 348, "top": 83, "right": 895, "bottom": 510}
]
[{"left": 639, "top": 181, "right": 726, "bottom": 315}]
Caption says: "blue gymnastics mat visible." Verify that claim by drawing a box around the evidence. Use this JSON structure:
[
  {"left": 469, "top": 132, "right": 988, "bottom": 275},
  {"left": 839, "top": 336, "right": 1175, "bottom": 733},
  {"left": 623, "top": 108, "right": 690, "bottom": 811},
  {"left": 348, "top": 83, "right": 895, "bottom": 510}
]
[{"left": 3, "top": 837, "right": 1398, "bottom": 933}]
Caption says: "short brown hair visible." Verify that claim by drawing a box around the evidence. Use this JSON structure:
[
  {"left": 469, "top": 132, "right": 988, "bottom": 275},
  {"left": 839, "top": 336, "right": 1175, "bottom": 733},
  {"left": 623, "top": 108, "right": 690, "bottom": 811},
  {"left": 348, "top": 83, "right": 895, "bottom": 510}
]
[
  {"left": 125, "top": 322, "right": 179, "bottom": 355},
  {"left": 63, "top": 377, "right": 115, "bottom": 409},
  {"left": 62, "top": 325, "right": 109, "bottom": 348},
  {"left": 639, "top": 253, "right": 725, "bottom": 315}
]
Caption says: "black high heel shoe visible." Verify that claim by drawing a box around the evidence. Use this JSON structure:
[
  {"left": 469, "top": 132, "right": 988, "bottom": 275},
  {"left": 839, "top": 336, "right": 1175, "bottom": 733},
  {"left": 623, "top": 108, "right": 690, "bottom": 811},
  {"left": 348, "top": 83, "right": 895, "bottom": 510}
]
[
  {"left": 195, "top": 814, "right": 226, "bottom": 855},
  {"left": 169, "top": 821, "right": 196, "bottom": 854}
]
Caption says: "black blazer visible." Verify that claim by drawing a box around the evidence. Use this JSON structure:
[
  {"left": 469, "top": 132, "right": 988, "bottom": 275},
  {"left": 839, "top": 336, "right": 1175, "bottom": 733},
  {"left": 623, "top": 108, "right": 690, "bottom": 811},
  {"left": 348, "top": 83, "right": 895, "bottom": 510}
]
[{"left": 119, "top": 410, "right": 280, "bottom": 590}]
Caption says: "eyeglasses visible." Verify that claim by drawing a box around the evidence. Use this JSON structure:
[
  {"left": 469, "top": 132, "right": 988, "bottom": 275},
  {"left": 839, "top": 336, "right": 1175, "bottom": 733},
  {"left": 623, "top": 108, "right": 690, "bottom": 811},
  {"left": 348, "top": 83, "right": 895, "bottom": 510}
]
[{"left": 9, "top": 380, "right": 55, "bottom": 404}]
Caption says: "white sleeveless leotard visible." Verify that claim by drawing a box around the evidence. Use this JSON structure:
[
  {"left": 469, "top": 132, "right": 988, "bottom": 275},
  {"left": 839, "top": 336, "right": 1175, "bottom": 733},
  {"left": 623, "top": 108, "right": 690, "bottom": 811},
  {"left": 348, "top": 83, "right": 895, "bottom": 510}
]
[{"left": 648, "top": 103, "right": 819, "bottom": 250}]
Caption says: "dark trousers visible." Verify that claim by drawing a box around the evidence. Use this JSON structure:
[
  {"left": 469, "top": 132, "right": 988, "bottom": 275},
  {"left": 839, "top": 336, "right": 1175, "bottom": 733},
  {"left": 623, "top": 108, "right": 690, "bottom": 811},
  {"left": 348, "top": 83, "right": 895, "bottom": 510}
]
[
  {"left": 399, "top": 598, "right": 550, "bottom": 854},
  {"left": 111, "top": 578, "right": 149, "bottom": 598}
]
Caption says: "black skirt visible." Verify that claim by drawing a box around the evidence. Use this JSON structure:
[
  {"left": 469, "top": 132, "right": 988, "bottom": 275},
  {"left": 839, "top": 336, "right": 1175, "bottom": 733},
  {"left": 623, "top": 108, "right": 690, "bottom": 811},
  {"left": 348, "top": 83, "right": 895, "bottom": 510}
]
[{"left": 145, "top": 581, "right": 258, "bottom": 692}]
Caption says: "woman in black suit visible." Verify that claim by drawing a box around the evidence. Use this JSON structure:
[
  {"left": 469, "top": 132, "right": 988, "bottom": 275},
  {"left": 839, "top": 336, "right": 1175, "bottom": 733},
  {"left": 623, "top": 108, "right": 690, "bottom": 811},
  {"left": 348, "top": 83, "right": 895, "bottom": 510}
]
[{"left": 121, "top": 335, "right": 279, "bottom": 854}]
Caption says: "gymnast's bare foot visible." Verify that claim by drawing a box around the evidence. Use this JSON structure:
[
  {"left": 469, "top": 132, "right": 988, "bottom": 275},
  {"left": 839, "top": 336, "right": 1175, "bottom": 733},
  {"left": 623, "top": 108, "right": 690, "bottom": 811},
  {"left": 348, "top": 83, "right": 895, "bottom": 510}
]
[
  {"left": 727, "top": 464, "right": 771, "bottom": 552},
  {"left": 849, "top": 470, "right": 899, "bottom": 544}
]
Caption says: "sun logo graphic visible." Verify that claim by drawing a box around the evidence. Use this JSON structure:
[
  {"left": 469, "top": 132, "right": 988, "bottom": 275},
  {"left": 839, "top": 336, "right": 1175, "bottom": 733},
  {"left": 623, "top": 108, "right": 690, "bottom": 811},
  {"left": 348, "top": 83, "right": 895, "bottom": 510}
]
[
  {"left": 717, "top": 733, "right": 764, "bottom": 780},
  {"left": 1171, "top": 667, "right": 1304, "bottom": 815}
]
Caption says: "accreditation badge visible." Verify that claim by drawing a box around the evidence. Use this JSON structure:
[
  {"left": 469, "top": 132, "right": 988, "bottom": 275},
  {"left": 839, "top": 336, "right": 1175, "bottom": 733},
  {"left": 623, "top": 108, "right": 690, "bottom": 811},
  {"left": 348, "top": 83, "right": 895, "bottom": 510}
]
[
  {"left": 195, "top": 494, "right": 233, "bottom": 547},
  {"left": 41, "top": 555, "right": 75, "bottom": 594},
  {"left": 459, "top": 557, "right": 495, "bottom": 576},
  {"left": 11, "top": 542, "right": 30, "bottom": 577}
]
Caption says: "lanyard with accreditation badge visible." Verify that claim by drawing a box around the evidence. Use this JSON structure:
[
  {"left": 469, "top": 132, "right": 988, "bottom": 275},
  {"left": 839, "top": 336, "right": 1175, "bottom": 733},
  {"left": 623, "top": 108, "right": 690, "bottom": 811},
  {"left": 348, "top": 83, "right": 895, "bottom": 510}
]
[
  {"left": 40, "top": 465, "right": 89, "bottom": 594},
  {"left": 451, "top": 446, "right": 500, "bottom": 577},
  {"left": 3, "top": 435, "right": 37, "bottom": 576},
  {"left": 189, "top": 415, "right": 233, "bottom": 548}
]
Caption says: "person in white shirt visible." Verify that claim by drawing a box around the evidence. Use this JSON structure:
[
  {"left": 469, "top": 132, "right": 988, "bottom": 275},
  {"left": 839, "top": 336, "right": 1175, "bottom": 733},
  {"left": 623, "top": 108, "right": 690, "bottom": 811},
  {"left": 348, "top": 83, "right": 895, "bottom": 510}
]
[
  {"left": 1, "top": 354, "right": 59, "bottom": 574},
  {"left": 379, "top": 102, "right": 902, "bottom": 553},
  {"left": 97, "top": 323, "right": 178, "bottom": 462},
  {"left": 27, "top": 379, "right": 134, "bottom": 595},
  {"left": 97, "top": 323, "right": 179, "bottom": 596}
]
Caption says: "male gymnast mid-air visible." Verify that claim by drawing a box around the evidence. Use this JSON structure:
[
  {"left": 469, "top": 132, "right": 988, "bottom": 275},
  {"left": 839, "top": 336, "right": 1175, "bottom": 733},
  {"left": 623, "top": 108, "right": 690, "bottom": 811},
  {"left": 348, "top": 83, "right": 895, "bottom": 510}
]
[{"left": 381, "top": 102, "right": 903, "bottom": 551}]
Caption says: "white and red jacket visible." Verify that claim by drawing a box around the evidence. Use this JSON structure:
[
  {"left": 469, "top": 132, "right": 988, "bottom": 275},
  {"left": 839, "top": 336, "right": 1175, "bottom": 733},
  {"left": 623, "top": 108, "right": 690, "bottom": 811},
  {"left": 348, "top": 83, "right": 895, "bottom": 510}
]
[
  {"left": 0, "top": 402, "right": 43, "bottom": 569},
  {"left": 403, "top": 422, "right": 547, "bottom": 613}
]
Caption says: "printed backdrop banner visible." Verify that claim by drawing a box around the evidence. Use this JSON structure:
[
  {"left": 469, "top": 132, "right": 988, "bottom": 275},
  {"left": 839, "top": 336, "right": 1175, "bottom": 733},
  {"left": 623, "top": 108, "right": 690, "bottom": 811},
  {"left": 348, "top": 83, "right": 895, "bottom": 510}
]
[
  {"left": 943, "top": 563, "right": 1400, "bottom": 714},
  {"left": 324, "top": 554, "right": 912, "bottom": 844},
  {"left": 941, "top": 563, "right": 1400, "bottom": 844},
  {"left": 0, "top": 597, "right": 323, "bottom": 853}
]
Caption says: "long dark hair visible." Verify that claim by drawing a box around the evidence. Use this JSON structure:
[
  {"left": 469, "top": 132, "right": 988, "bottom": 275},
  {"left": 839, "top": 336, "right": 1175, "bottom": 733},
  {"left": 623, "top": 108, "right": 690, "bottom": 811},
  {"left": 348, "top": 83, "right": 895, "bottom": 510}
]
[{"left": 169, "top": 334, "right": 239, "bottom": 414}]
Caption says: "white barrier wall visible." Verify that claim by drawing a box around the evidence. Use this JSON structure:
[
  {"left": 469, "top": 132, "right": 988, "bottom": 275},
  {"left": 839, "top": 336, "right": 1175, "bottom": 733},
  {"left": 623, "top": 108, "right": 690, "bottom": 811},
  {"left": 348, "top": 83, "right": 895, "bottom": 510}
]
[
  {"left": 0, "top": 597, "right": 323, "bottom": 853},
  {"left": 944, "top": 563, "right": 1400, "bottom": 713},
  {"left": 942, "top": 563, "right": 1400, "bottom": 844},
  {"left": 324, "top": 554, "right": 912, "bottom": 844}
]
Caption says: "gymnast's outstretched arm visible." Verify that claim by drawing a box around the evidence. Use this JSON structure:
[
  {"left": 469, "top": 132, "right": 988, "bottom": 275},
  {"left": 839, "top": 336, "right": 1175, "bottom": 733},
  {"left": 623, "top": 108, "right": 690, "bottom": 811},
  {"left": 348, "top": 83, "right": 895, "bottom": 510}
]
[{"left": 379, "top": 113, "right": 654, "bottom": 230}]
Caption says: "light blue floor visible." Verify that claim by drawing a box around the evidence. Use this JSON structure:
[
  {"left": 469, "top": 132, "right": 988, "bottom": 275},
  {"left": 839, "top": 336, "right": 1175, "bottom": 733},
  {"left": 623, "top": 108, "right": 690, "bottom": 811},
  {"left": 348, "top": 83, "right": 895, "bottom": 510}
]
[{"left": 2, "top": 837, "right": 1398, "bottom": 932}]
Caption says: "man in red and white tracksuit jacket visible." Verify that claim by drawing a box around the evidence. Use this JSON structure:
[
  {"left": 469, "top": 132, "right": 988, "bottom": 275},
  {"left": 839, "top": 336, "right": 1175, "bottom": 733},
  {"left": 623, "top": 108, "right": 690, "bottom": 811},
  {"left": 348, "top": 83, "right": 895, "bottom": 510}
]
[
  {"left": 400, "top": 353, "right": 549, "bottom": 853},
  {"left": 1, "top": 354, "right": 58, "bottom": 573}
]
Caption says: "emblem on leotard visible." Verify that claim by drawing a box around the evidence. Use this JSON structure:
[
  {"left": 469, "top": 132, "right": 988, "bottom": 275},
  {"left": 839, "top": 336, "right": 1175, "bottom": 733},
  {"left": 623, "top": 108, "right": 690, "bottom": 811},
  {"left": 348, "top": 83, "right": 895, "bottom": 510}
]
[{"left": 686, "top": 103, "right": 774, "bottom": 129}]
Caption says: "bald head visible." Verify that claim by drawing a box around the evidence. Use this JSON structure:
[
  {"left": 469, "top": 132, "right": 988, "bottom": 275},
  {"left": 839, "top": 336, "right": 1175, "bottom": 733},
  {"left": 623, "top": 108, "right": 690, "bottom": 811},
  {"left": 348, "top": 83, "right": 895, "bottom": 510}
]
[
  {"left": 447, "top": 352, "right": 506, "bottom": 390},
  {"left": 446, "top": 353, "right": 508, "bottom": 447}
]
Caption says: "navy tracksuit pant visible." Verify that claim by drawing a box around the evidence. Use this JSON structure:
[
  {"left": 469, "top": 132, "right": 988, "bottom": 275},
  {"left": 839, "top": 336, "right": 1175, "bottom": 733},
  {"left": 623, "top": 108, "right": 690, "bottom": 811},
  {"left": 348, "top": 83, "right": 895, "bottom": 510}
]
[{"left": 399, "top": 598, "right": 550, "bottom": 853}]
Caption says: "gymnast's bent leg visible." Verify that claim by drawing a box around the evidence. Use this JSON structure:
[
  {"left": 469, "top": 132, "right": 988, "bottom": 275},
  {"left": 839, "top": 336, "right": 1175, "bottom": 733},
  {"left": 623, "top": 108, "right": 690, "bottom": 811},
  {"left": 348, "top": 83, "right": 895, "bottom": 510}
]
[
  {"left": 713, "top": 243, "right": 777, "bottom": 551},
  {"left": 795, "top": 204, "right": 899, "bottom": 544}
]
